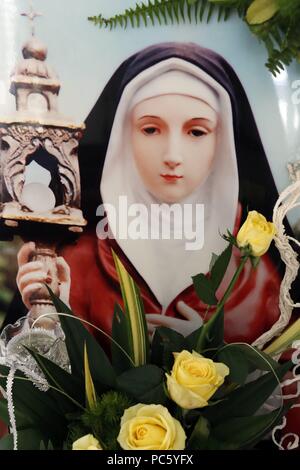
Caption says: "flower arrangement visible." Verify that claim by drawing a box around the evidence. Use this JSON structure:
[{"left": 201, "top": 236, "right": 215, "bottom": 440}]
[
  {"left": 88, "top": 0, "right": 300, "bottom": 75},
  {"left": 0, "top": 211, "right": 299, "bottom": 450}
]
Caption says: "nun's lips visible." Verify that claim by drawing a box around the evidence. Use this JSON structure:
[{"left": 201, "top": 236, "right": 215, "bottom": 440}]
[{"left": 160, "top": 174, "right": 183, "bottom": 182}]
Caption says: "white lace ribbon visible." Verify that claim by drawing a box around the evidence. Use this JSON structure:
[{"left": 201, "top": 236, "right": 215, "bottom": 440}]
[{"left": 253, "top": 180, "right": 300, "bottom": 349}]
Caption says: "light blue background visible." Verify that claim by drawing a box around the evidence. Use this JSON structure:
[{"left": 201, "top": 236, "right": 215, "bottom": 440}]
[{"left": 1, "top": 0, "right": 300, "bottom": 221}]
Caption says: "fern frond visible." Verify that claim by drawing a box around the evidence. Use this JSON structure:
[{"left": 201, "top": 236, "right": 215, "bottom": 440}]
[{"left": 88, "top": 0, "right": 231, "bottom": 30}]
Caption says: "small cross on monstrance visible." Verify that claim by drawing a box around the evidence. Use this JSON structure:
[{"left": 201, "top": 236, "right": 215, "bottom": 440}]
[{"left": 21, "top": 1, "right": 42, "bottom": 36}]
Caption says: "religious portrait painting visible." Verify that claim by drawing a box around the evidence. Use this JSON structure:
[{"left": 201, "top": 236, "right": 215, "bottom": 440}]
[
  {"left": 1, "top": 0, "right": 300, "bottom": 450},
  {"left": 2, "top": 39, "right": 295, "bottom": 349}
]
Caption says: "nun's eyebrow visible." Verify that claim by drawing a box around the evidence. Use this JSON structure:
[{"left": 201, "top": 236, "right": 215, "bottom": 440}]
[
  {"left": 189, "top": 117, "right": 215, "bottom": 122},
  {"left": 137, "top": 115, "right": 160, "bottom": 120}
]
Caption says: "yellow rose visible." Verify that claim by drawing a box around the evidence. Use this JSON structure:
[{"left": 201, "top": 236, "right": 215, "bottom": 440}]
[
  {"left": 72, "top": 434, "right": 102, "bottom": 450},
  {"left": 117, "top": 403, "right": 186, "bottom": 450},
  {"left": 166, "top": 350, "right": 229, "bottom": 409},
  {"left": 237, "top": 211, "right": 276, "bottom": 257}
]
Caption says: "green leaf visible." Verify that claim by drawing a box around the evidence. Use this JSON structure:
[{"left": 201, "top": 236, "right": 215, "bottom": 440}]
[
  {"left": 246, "top": 0, "right": 279, "bottom": 25},
  {"left": 212, "top": 407, "right": 288, "bottom": 449},
  {"left": 47, "top": 287, "right": 116, "bottom": 392},
  {"left": 111, "top": 303, "right": 135, "bottom": 374},
  {"left": 151, "top": 327, "right": 185, "bottom": 370},
  {"left": 117, "top": 365, "right": 167, "bottom": 404},
  {"left": 187, "top": 1, "right": 192, "bottom": 22},
  {"left": 24, "top": 346, "right": 84, "bottom": 408},
  {"left": 39, "top": 439, "right": 54, "bottom": 450},
  {"left": 210, "top": 244, "right": 232, "bottom": 291},
  {"left": 147, "top": 5, "right": 155, "bottom": 25},
  {"left": 206, "top": 436, "right": 234, "bottom": 450},
  {"left": 194, "top": 0, "right": 200, "bottom": 23},
  {"left": 187, "top": 415, "right": 210, "bottom": 450},
  {"left": 218, "top": 343, "right": 279, "bottom": 372},
  {"left": 0, "top": 434, "right": 13, "bottom": 450},
  {"left": 179, "top": 0, "right": 186, "bottom": 21},
  {"left": 202, "top": 360, "right": 291, "bottom": 426},
  {"left": 263, "top": 318, "right": 300, "bottom": 356},
  {"left": 113, "top": 251, "right": 150, "bottom": 367},
  {"left": 84, "top": 343, "right": 97, "bottom": 410},
  {"left": 192, "top": 273, "right": 218, "bottom": 305},
  {"left": 0, "top": 428, "right": 49, "bottom": 450},
  {"left": 184, "top": 324, "right": 205, "bottom": 352},
  {"left": 173, "top": 0, "right": 180, "bottom": 23},
  {"left": 0, "top": 365, "right": 67, "bottom": 443},
  {"left": 250, "top": 256, "right": 260, "bottom": 268},
  {"left": 217, "top": 346, "right": 249, "bottom": 385},
  {"left": 194, "top": 307, "right": 225, "bottom": 353},
  {"left": 153, "top": 5, "right": 162, "bottom": 24},
  {"left": 199, "top": 0, "right": 208, "bottom": 21},
  {"left": 216, "top": 343, "right": 280, "bottom": 386},
  {"left": 0, "top": 399, "right": 9, "bottom": 426},
  {"left": 207, "top": 2, "right": 215, "bottom": 22},
  {"left": 0, "top": 398, "right": 33, "bottom": 430},
  {"left": 166, "top": 2, "right": 174, "bottom": 23},
  {"left": 158, "top": 1, "right": 168, "bottom": 24},
  {"left": 209, "top": 252, "right": 219, "bottom": 272}
]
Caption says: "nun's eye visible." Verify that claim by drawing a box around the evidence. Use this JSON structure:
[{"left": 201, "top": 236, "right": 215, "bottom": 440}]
[
  {"left": 141, "top": 126, "right": 160, "bottom": 135},
  {"left": 188, "top": 128, "right": 206, "bottom": 137}
]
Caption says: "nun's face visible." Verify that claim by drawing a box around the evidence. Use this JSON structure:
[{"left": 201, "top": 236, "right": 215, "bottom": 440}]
[{"left": 131, "top": 94, "right": 218, "bottom": 203}]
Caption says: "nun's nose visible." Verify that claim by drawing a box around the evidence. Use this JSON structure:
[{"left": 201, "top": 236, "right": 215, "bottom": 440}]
[
  {"left": 163, "top": 135, "right": 183, "bottom": 168},
  {"left": 164, "top": 159, "right": 181, "bottom": 169}
]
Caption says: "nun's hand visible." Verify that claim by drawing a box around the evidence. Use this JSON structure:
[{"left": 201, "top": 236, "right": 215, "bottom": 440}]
[
  {"left": 17, "top": 242, "right": 71, "bottom": 310},
  {"left": 146, "top": 301, "right": 203, "bottom": 339}
]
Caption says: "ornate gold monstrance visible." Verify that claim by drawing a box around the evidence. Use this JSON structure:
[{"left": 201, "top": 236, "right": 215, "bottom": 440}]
[{"left": 0, "top": 3, "right": 86, "bottom": 325}]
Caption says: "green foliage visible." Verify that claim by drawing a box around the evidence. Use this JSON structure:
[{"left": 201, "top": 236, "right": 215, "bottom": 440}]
[
  {"left": 81, "top": 391, "right": 132, "bottom": 450},
  {"left": 0, "top": 429, "right": 49, "bottom": 451},
  {"left": 187, "top": 415, "right": 210, "bottom": 450},
  {"left": 117, "top": 365, "right": 168, "bottom": 405},
  {"left": 211, "top": 407, "right": 287, "bottom": 449},
  {"left": 0, "top": 365, "right": 69, "bottom": 446},
  {"left": 65, "top": 416, "right": 90, "bottom": 451},
  {"left": 111, "top": 303, "right": 135, "bottom": 374},
  {"left": 151, "top": 326, "right": 185, "bottom": 369},
  {"left": 194, "top": 307, "right": 225, "bottom": 353},
  {"left": 210, "top": 244, "right": 233, "bottom": 292},
  {"left": 88, "top": 0, "right": 300, "bottom": 75},
  {"left": 192, "top": 273, "right": 218, "bottom": 305},
  {"left": 112, "top": 251, "right": 150, "bottom": 368},
  {"left": 0, "top": 247, "right": 296, "bottom": 450},
  {"left": 25, "top": 346, "right": 85, "bottom": 408},
  {"left": 88, "top": 0, "right": 233, "bottom": 29},
  {"left": 39, "top": 439, "right": 54, "bottom": 450},
  {"left": 47, "top": 287, "right": 116, "bottom": 393},
  {"left": 186, "top": 356, "right": 291, "bottom": 449},
  {"left": 192, "top": 244, "right": 232, "bottom": 305},
  {"left": 202, "top": 359, "right": 291, "bottom": 425},
  {"left": 0, "top": 398, "right": 33, "bottom": 430}
]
